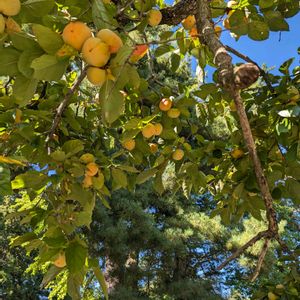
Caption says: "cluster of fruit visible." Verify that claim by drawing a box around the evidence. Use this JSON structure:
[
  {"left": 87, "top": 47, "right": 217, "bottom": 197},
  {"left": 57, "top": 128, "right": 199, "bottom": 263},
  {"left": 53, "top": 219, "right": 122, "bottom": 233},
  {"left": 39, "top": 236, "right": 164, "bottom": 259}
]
[
  {"left": 0, "top": 0, "right": 21, "bottom": 34},
  {"left": 79, "top": 153, "right": 104, "bottom": 189},
  {"left": 182, "top": 1, "right": 240, "bottom": 39},
  {"left": 122, "top": 97, "right": 185, "bottom": 161},
  {"left": 61, "top": 21, "right": 123, "bottom": 86}
]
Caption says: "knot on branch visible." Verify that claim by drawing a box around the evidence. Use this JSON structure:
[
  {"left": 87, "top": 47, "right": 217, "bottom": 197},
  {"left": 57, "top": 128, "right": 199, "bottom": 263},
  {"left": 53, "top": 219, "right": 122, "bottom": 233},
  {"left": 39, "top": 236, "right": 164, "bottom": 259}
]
[{"left": 234, "top": 63, "right": 260, "bottom": 90}]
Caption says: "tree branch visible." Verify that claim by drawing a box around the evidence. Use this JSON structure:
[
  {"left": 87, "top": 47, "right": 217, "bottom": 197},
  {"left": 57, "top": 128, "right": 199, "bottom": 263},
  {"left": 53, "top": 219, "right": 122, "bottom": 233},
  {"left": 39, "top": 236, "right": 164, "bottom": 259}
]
[
  {"left": 250, "top": 238, "right": 270, "bottom": 282},
  {"left": 196, "top": 0, "right": 282, "bottom": 276},
  {"left": 46, "top": 67, "right": 87, "bottom": 145},
  {"left": 224, "top": 45, "right": 275, "bottom": 93},
  {"left": 217, "top": 230, "right": 269, "bottom": 270}
]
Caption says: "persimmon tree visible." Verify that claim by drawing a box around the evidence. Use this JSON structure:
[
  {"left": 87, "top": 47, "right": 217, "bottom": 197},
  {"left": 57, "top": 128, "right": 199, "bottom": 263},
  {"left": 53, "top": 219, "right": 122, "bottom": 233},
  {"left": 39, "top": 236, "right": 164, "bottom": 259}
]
[{"left": 0, "top": 0, "right": 299, "bottom": 299}]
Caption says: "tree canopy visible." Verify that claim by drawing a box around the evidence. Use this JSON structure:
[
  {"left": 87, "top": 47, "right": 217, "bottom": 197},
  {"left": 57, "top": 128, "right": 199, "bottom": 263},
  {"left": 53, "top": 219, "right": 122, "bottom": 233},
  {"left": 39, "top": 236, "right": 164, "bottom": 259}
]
[{"left": 0, "top": 0, "right": 299, "bottom": 299}]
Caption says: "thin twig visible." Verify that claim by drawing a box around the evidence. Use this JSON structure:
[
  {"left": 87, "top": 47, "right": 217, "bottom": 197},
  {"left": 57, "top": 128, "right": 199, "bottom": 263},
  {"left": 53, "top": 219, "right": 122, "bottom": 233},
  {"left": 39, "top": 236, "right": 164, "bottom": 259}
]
[
  {"left": 225, "top": 45, "right": 275, "bottom": 93},
  {"left": 250, "top": 238, "right": 270, "bottom": 282},
  {"left": 46, "top": 67, "right": 87, "bottom": 148}
]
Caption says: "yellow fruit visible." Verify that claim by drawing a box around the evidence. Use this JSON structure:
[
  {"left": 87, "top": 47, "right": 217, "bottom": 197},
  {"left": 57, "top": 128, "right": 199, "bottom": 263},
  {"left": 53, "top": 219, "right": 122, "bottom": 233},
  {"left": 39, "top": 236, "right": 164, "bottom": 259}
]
[
  {"left": 148, "top": 9, "right": 162, "bottom": 27},
  {"left": 83, "top": 175, "right": 93, "bottom": 188},
  {"left": 149, "top": 143, "right": 158, "bottom": 153},
  {"left": 214, "top": 25, "right": 222, "bottom": 38},
  {"left": 0, "top": 14, "right": 5, "bottom": 34},
  {"left": 172, "top": 149, "right": 184, "bottom": 161},
  {"left": 62, "top": 21, "right": 92, "bottom": 51},
  {"left": 53, "top": 252, "right": 66, "bottom": 268},
  {"left": 5, "top": 17, "right": 21, "bottom": 33},
  {"left": 231, "top": 149, "right": 244, "bottom": 159},
  {"left": 167, "top": 108, "right": 181, "bottom": 118},
  {"left": 86, "top": 67, "right": 107, "bottom": 86},
  {"left": 15, "top": 108, "right": 22, "bottom": 124},
  {"left": 96, "top": 29, "right": 123, "bottom": 54},
  {"left": 268, "top": 292, "right": 279, "bottom": 300},
  {"left": 82, "top": 37, "right": 110, "bottom": 67},
  {"left": 122, "top": 139, "right": 136, "bottom": 151},
  {"left": 159, "top": 98, "right": 172, "bottom": 111},
  {"left": 80, "top": 153, "right": 95, "bottom": 164},
  {"left": 102, "top": 0, "right": 111, "bottom": 3},
  {"left": 86, "top": 162, "right": 99, "bottom": 177},
  {"left": 142, "top": 123, "right": 156, "bottom": 139},
  {"left": 223, "top": 18, "right": 230, "bottom": 30},
  {"left": 0, "top": 0, "right": 21, "bottom": 16},
  {"left": 154, "top": 123, "right": 163, "bottom": 136},
  {"left": 276, "top": 284, "right": 284, "bottom": 290},
  {"left": 189, "top": 26, "right": 198, "bottom": 39},
  {"left": 182, "top": 15, "right": 196, "bottom": 30}
]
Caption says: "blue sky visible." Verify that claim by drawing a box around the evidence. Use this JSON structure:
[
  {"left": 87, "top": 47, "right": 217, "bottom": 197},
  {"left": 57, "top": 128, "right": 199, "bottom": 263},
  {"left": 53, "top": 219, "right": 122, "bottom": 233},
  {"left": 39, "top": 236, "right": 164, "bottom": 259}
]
[{"left": 164, "top": 0, "right": 299, "bottom": 75}]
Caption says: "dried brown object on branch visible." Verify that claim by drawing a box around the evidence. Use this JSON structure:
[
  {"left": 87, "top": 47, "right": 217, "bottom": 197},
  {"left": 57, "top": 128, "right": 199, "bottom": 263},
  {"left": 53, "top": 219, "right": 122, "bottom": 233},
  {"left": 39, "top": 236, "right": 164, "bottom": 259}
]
[{"left": 234, "top": 63, "right": 260, "bottom": 89}]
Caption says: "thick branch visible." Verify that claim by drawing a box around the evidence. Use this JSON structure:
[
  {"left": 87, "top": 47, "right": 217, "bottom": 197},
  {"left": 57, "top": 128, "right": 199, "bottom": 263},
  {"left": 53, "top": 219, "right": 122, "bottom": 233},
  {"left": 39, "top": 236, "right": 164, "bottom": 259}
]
[
  {"left": 196, "top": 0, "right": 281, "bottom": 274},
  {"left": 225, "top": 45, "right": 275, "bottom": 93},
  {"left": 217, "top": 231, "right": 269, "bottom": 270},
  {"left": 160, "top": 0, "right": 197, "bottom": 25},
  {"left": 46, "top": 67, "right": 87, "bottom": 142}
]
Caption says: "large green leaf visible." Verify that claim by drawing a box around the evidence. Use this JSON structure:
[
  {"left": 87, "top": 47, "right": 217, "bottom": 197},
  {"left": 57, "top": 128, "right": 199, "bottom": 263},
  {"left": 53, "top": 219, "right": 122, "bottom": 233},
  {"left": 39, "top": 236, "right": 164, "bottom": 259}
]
[
  {"left": 62, "top": 140, "right": 84, "bottom": 157},
  {"left": 264, "top": 11, "right": 289, "bottom": 31},
  {"left": 93, "top": 266, "right": 109, "bottom": 300},
  {"left": 18, "top": 49, "right": 44, "bottom": 78},
  {"left": 32, "top": 24, "right": 64, "bottom": 54},
  {"left": 0, "top": 48, "right": 20, "bottom": 76},
  {"left": 31, "top": 54, "right": 68, "bottom": 81},
  {"left": 248, "top": 20, "right": 269, "bottom": 41},
  {"left": 100, "top": 80, "right": 125, "bottom": 124},
  {"left": 112, "top": 167, "right": 128, "bottom": 190},
  {"left": 21, "top": 0, "right": 55, "bottom": 21},
  {"left": 92, "top": 0, "right": 118, "bottom": 29},
  {"left": 13, "top": 75, "right": 39, "bottom": 106},
  {"left": 136, "top": 168, "right": 158, "bottom": 184},
  {"left": 65, "top": 241, "right": 88, "bottom": 273}
]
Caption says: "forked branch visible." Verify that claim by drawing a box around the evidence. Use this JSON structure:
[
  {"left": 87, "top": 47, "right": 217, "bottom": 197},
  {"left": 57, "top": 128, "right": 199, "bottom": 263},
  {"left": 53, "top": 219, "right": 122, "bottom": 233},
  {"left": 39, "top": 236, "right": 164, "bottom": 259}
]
[{"left": 195, "top": 0, "right": 283, "bottom": 278}]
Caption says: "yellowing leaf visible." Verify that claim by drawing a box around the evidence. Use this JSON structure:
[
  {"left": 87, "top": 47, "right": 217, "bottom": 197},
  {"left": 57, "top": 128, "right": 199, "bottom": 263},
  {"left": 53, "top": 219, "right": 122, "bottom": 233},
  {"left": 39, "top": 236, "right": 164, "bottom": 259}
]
[{"left": 0, "top": 155, "right": 25, "bottom": 166}]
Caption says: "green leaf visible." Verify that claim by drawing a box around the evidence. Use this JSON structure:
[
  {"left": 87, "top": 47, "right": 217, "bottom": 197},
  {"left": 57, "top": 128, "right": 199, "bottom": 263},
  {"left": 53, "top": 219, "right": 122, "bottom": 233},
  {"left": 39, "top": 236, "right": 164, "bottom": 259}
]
[
  {"left": 92, "top": 0, "right": 118, "bottom": 30},
  {"left": 11, "top": 171, "right": 48, "bottom": 190},
  {"left": 155, "top": 45, "right": 173, "bottom": 57},
  {"left": 41, "top": 265, "right": 62, "bottom": 288},
  {"left": 0, "top": 48, "right": 20, "bottom": 76},
  {"left": 0, "top": 164, "right": 12, "bottom": 197},
  {"left": 229, "top": 11, "right": 248, "bottom": 36},
  {"left": 100, "top": 80, "right": 125, "bottom": 124},
  {"left": 10, "top": 232, "right": 37, "bottom": 247},
  {"left": 171, "top": 53, "right": 181, "bottom": 72},
  {"left": 112, "top": 168, "right": 128, "bottom": 190},
  {"left": 67, "top": 183, "right": 94, "bottom": 205},
  {"left": 259, "top": 0, "right": 274, "bottom": 9},
  {"left": 279, "top": 58, "right": 294, "bottom": 75},
  {"left": 32, "top": 24, "right": 64, "bottom": 54},
  {"left": 264, "top": 11, "right": 289, "bottom": 31},
  {"left": 31, "top": 54, "right": 68, "bottom": 81},
  {"left": 13, "top": 75, "right": 39, "bottom": 106},
  {"left": 248, "top": 20, "right": 269, "bottom": 41},
  {"left": 286, "top": 178, "right": 300, "bottom": 205},
  {"left": 10, "top": 32, "right": 40, "bottom": 51},
  {"left": 21, "top": 0, "right": 55, "bottom": 20},
  {"left": 67, "top": 271, "right": 85, "bottom": 300},
  {"left": 66, "top": 241, "right": 87, "bottom": 273},
  {"left": 93, "top": 266, "right": 109, "bottom": 300},
  {"left": 62, "top": 140, "right": 84, "bottom": 157},
  {"left": 136, "top": 168, "right": 157, "bottom": 184},
  {"left": 18, "top": 49, "right": 44, "bottom": 78}
]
